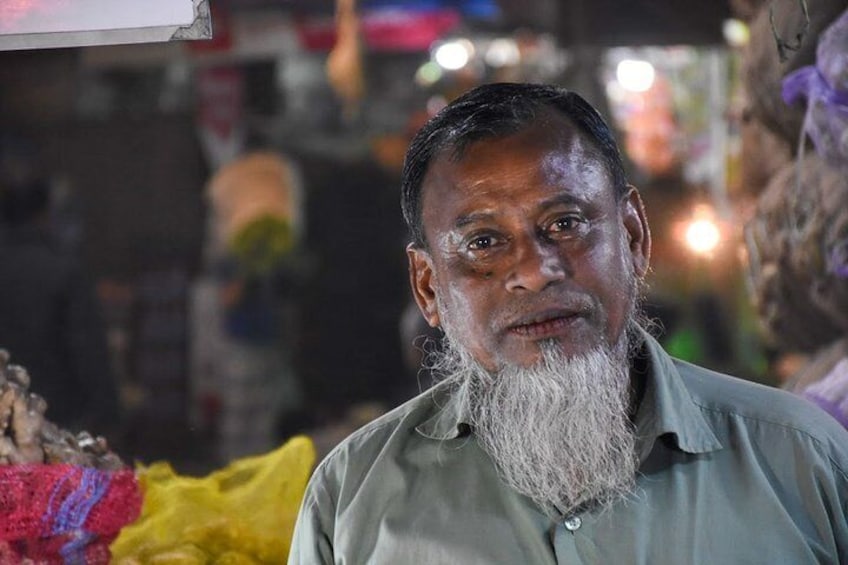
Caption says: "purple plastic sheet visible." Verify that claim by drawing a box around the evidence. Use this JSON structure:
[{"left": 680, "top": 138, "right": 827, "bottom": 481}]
[{"left": 831, "top": 238, "right": 848, "bottom": 279}]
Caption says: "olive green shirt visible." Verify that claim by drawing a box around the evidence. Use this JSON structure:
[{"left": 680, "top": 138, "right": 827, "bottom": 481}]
[{"left": 289, "top": 334, "right": 848, "bottom": 564}]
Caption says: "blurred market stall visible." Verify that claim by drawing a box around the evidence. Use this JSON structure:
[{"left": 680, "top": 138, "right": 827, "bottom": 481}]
[{"left": 3, "top": 0, "right": 843, "bottom": 472}]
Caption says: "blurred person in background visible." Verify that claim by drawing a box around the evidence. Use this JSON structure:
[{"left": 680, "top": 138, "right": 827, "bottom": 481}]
[{"left": 0, "top": 138, "right": 119, "bottom": 439}]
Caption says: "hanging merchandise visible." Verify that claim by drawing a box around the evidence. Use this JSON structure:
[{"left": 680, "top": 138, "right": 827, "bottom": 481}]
[
  {"left": 327, "top": 0, "right": 366, "bottom": 121},
  {"left": 296, "top": 1, "right": 468, "bottom": 52},
  {"left": 782, "top": 8, "right": 848, "bottom": 168},
  {"left": 742, "top": 0, "right": 847, "bottom": 145},
  {"left": 207, "top": 152, "right": 303, "bottom": 278}
]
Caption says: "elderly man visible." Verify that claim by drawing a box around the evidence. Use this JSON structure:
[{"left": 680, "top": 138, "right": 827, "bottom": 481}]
[{"left": 288, "top": 83, "right": 848, "bottom": 563}]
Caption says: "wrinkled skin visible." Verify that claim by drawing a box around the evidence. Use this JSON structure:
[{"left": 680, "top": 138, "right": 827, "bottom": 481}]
[{"left": 408, "top": 115, "right": 651, "bottom": 370}]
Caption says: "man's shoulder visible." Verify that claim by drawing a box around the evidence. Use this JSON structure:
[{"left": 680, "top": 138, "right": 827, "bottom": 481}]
[
  {"left": 313, "top": 380, "right": 452, "bottom": 476},
  {"left": 674, "top": 358, "right": 848, "bottom": 455}
]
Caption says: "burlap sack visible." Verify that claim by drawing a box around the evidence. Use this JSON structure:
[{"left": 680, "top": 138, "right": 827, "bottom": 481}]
[{"left": 745, "top": 152, "right": 848, "bottom": 351}]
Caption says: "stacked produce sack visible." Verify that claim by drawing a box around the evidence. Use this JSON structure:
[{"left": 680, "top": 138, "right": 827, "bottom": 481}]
[
  {"left": 737, "top": 1, "right": 848, "bottom": 419},
  {"left": 0, "top": 350, "right": 141, "bottom": 563}
]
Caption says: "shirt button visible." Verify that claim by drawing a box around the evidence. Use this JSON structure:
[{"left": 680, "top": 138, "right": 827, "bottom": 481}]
[{"left": 563, "top": 516, "right": 582, "bottom": 531}]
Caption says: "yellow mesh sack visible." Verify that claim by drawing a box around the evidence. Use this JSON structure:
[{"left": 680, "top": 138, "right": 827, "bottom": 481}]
[{"left": 110, "top": 436, "right": 315, "bottom": 564}]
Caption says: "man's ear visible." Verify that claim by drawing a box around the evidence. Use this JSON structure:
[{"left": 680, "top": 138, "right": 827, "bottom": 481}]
[
  {"left": 406, "top": 244, "right": 441, "bottom": 328},
  {"left": 621, "top": 186, "right": 651, "bottom": 278}
]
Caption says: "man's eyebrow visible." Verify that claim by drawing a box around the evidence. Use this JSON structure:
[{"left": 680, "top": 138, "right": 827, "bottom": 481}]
[
  {"left": 453, "top": 193, "right": 592, "bottom": 229},
  {"left": 539, "top": 193, "right": 590, "bottom": 209},
  {"left": 454, "top": 211, "right": 495, "bottom": 229}
]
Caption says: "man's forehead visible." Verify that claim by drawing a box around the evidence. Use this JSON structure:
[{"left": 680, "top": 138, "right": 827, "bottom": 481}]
[
  {"left": 540, "top": 135, "right": 610, "bottom": 185},
  {"left": 443, "top": 111, "right": 581, "bottom": 158},
  {"left": 422, "top": 123, "right": 606, "bottom": 201}
]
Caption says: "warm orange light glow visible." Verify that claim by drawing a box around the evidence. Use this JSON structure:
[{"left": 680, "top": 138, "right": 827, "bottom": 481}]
[
  {"left": 685, "top": 219, "right": 721, "bottom": 255},
  {"left": 680, "top": 205, "right": 722, "bottom": 256}
]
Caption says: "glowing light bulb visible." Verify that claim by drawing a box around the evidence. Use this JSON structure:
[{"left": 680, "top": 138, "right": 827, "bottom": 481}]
[
  {"left": 685, "top": 218, "right": 721, "bottom": 255},
  {"left": 434, "top": 39, "right": 474, "bottom": 71},
  {"left": 722, "top": 19, "right": 749, "bottom": 47},
  {"left": 616, "top": 59, "right": 655, "bottom": 93},
  {"left": 485, "top": 38, "right": 520, "bottom": 67}
]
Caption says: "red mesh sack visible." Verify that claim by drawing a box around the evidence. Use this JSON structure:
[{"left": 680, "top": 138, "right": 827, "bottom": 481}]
[{"left": 0, "top": 464, "right": 141, "bottom": 564}]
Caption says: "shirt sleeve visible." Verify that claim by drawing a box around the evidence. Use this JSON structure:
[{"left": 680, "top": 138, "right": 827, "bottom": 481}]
[
  {"left": 288, "top": 469, "right": 335, "bottom": 564},
  {"left": 832, "top": 456, "right": 848, "bottom": 560}
]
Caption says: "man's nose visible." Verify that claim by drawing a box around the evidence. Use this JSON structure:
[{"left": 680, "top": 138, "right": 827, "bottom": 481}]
[{"left": 505, "top": 237, "right": 567, "bottom": 293}]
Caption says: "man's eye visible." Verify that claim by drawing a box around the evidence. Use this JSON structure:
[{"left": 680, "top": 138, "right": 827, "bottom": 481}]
[
  {"left": 467, "top": 234, "right": 499, "bottom": 250},
  {"left": 549, "top": 215, "right": 583, "bottom": 233}
]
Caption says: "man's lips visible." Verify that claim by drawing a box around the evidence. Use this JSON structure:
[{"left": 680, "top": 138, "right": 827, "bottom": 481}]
[{"left": 506, "top": 309, "right": 587, "bottom": 339}]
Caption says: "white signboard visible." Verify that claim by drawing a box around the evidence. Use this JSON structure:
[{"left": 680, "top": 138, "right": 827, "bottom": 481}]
[{"left": 0, "top": 0, "right": 211, "bottom": 50}]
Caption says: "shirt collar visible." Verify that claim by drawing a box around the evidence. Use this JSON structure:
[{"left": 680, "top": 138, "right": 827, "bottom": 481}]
[
  {"left": 634, "top": 329, "right": 723, "bottom": 457},
  {"left": 415, "top": 329, "right": 724, "bottom": 457},
  {"left": 415, "top": 378, "right": 471, "bottom": 440}
]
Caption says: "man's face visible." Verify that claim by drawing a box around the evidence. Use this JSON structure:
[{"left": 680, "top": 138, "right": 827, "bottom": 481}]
[{"left": 408, "top": 116, "right": 650, "bottom": 370}]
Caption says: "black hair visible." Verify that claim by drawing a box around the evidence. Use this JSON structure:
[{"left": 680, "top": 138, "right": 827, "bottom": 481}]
[{"left": 400, "top": 82, "right": 628, "bottom": 247}]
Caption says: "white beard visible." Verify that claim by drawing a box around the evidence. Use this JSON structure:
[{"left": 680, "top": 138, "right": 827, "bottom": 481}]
[{"left": 433, "top": 327, "right": 639, "bottom": 519}]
